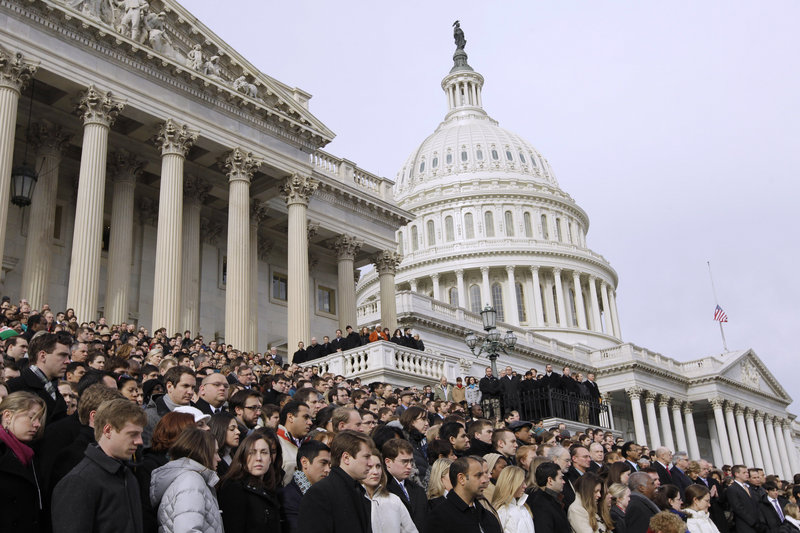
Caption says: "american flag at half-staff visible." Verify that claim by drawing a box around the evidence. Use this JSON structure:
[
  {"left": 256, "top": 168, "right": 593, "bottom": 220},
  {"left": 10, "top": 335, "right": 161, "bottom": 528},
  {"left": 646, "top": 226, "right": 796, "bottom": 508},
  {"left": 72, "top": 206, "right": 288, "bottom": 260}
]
[{"left": 713, "top": 305, "right": 728, "bottom": 323}]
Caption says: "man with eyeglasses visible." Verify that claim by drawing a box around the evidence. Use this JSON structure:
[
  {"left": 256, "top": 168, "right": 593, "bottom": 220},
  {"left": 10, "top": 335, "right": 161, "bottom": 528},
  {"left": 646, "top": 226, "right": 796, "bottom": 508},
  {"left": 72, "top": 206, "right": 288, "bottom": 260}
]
[
  {"left": 231, "top": 389, "right": 262, "bottom": 437},
  {"left": 196, "top": 373, "right": 229, "bottom": 415}
]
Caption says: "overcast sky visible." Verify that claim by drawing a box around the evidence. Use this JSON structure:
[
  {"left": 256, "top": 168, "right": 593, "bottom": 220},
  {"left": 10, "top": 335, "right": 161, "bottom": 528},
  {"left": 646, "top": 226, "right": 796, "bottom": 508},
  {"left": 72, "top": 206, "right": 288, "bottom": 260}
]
[{"left": 189, "top": 1, "right": 800, "bottom": 411}]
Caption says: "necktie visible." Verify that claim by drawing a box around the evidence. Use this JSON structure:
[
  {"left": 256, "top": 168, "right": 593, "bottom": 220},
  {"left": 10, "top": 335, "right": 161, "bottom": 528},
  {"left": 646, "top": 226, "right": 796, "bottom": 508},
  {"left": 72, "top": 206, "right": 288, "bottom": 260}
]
[
  {"left": 399, "top": 481, "right": 410, "bottom": 502},
  {"left": 774, "top": 500, "right": 785, "bottom": 521}
]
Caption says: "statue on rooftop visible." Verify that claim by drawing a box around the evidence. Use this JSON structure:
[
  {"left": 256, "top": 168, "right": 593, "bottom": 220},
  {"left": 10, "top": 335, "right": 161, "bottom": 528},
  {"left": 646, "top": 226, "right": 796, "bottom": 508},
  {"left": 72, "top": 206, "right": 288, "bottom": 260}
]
[{"left": 453, "top": 20, "right": 466, "bottom": 51}]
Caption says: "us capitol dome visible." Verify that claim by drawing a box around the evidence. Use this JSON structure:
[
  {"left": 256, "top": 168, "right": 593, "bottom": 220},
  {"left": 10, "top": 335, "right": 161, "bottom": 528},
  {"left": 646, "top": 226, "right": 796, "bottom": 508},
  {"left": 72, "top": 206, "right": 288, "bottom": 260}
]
[{"left": 359, "top": 35, "right": 622, "bottom": 350}]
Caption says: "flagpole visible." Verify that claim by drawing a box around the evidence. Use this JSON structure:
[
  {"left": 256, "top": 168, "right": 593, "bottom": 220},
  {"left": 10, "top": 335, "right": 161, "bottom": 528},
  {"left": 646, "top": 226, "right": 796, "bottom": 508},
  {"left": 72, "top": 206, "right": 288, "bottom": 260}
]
[{"left": 707, "top": 261, "right": 729, "bottom": 353}]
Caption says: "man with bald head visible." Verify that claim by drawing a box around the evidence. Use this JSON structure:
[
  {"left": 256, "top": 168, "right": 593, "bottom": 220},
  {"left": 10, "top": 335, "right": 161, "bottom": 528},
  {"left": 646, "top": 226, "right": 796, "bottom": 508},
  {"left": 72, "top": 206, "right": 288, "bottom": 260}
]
[
  {"left": 653, "top": 447, "right": 674, "bottom": 487},
  {"left": 588, "top": 442, "right": 605, "bottom": 472},
  {"left": 196, "top": 372, "right": 229, "bottom": 414}
]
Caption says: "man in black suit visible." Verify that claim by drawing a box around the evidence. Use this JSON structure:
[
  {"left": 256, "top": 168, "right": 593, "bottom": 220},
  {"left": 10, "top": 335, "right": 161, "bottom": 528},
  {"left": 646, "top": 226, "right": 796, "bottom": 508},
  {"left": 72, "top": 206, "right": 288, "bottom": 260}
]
[
  {"left": 499, "top": 365, "right": 520, "bottom": 418},
  {"left": 344, "top": 325, "right": 362, "bottom": 350},
  {"left": 727, "top": 464, "right": 765, "bottom": 533},
  {"left": 280, "top": 440, "right": 331, "bottom": 532},
  {"left": 540, "top": 364, "right": 560, "bottom": 417},
  {"left": 653, "top": 447, "right": 674, "bottom": 488},
  {"left": 626, "top": 471, "right": 660, "bottom": 533},
  {"left": 529, "top": 461, "right": 571, "bottom": 532},
  {"left": 748, "top": 468, "right": 767, "bottom": 502},
  {"left": 583, "top": 372, "right": 601, "bottom": 424},
  {"left": 669, "top": 451, "right": 693, "bottom": 497},
  {"left": 558, "top": 366, "right": 580, "bottom": 421},
  {"left": 479, "top": 366, "right": 501, "bottom": 420},
  {"left": 329, "top": 329, "right": 347, "bottom": 352},
  {"left": 588, "top": 442, "right": 605, "bottom": 473},
  {"left": 320, "top": 335, "right": 333, "bottom": 356},
  {"left": 6, "top": 331, "right": 71, "bottom": 424},
  {"left": 383, "top": 438, "right": 428, "bottom": 532},
  {"left": 622, "top": 441, "right": 643, "bottom": 473},
  {"left": 195, "top": 373, "right": 228, "bottom": 415},
  {"left": 760, "top": 480, "right": 787, "bottom": 530}
]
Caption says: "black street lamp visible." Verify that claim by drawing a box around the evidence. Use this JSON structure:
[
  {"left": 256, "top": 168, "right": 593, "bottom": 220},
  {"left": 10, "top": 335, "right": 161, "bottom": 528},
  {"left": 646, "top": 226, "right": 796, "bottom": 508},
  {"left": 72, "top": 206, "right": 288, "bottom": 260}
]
[
  {"left": 11, "top": 79, "right": 38, "bottom": 207},
  {"left": 464, "top": 304, "right": 517, "bottom": 376}
]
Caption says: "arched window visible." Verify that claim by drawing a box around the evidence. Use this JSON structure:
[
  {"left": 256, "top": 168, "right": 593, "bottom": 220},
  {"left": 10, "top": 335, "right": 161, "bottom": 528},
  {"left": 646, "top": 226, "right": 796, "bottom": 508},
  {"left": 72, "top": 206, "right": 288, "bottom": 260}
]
[
  {"left": 556, "top": 218, "right": 563, "bottom": 242},
  {"left": 419, "top": 160, "right": 425, "bottom": 173},
  {"left": 504, "top": 211, "right": 514, "bottom": 236},
  {"left": 411, "top": 226, "right": 419, "bottom": 251},
  {"left": 568, "top": 289, "right": 578, "bottom": 327},
  {"left": 449, "top": 287, "right": 459, "bottom": 307},
  {"left": 568, "top": 222, "right": 575, "bottom": 244},
  {"left": 476, "top": 149, "right": 483, "bottom": 160},
  {"left": 530, "top": 154, "right": 537, "bottom": 167},
  {"left": 432, "top": 155, "right": 439, "bottom": 168},
  {"left": 552, "top": 285, "right": 560, "bottom": 324},
  {"left": 516, "top": 282, "right": 527, "bottom": 322},
  {"left": 397, "top": 230, "right": 404, "bottom": 255},
  {"left": 464, "top": 212, "right": 475, "bottom": 239},
  {"left": 426, "top": 220, "right": 436, "bottom": 246},
  {"left": 540, "top": 214, "right": 549, "bottom": 240},
  {"left": 492, "top": 282, "right": 505, "bottom": 322},
  {"left": 491, "top": 149, "right": 499, "bottom": 160},
  {"left": 461, "top": 150, "right": 468, "bottom": 162},
  {"left": 506, "top": 150, "right": 513, "bottom": 161},
  {"left": 519, "top": 152, "right": 526, "bottom": 164},
  {"left": 484, "top": 211, "right": 495, "bottom": 237},
  {"left": 523, "top": 212, "right": 533, "bottom": 238},
  {"left": 469, "top": 284, "right": 482, "bottom": 314},
  {"left": 445, "top": 216, "right": 455, "bottom": 242},
  {"left": 446, "top": 151, "right": 453, "bottom": 165}
]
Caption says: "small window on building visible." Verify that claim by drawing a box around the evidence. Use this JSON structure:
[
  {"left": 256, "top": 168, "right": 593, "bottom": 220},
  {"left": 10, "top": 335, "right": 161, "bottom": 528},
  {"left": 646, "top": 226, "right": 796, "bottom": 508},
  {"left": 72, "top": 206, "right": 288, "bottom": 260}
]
[
  {"left": 516, "top": 282, "right": 527, "bottom": 322},
  {"left": 568, "top": 289, "right": 578, "bottom": 327},
  {"left": 461, "top": 150, "right": 468, "bottom": 162},
  {"left": 272, "top": 272, "right": 287, "bottom": 301},
  {"left": 523, "top": 212, "right": 533, "bottom": 238},
  {"left": 491, "top": 149, "right": 499, "bottom": 160},
  {"left": 317, "top": 286, "right": 336, "bottom": 315},
  {"left": 530, "top": 154, "right": 537, "bottom": 167},
  {"left": 469, "top": 285, "right": 482, "bottom": 314},
  {"left": 492, "top": 282, "right": 505, "bottom": 322},
  {"left": 411, "top": 226, "right": 419, "bottom": 251},
  {"left": 504, "top": 211, "right": 514, "bottom": 237},
  {"left": 541, "top": 214, "right": 549, "bottom": 240},
  {"left": 426, "top": 220, "right": 436, "bottom": 246},
  {"left": 476, "top": 149, "right": 483, "bottom": 160},
  {"left": 446, "top": 152, "right": 453, "bottom": 165},
  {"left": 419, "top": 161, "right": 425, "bottom": 173},
  {"left": 556, "top": 218, "right": 563, "bottom": 242},
  {"left": 445, "top": 216, "right": 454, "bottom": 242},
  {"left": 432, "top": 157, "right": 438, "bottom": 168},
  {"left": 484, "top": 211, "right": 495, "bottom": 237},
  {"left": 449, "top": 287, "right": 459, "bottom": 307},
  {"left": 506, "top": 150, "right": 513, "bottom": 161},
  {"left": 519, "top": 152, "right": 526, "bottom": 164},
  {"left": 464, "top": 213, "right": 475, "bottom": 239}
]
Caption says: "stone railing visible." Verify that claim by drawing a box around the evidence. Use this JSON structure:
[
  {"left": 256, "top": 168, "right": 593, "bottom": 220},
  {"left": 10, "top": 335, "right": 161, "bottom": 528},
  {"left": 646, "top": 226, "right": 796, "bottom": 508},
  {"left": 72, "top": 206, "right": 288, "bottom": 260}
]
[
  {"left": 300, "top": 340, "right": 459, "bottom": 387},
  {"left": 310, "top": 150, "right": 393, "bottom": 200},
  {"left": 591, "top": 343, "right": 724, "bottom": 377}
]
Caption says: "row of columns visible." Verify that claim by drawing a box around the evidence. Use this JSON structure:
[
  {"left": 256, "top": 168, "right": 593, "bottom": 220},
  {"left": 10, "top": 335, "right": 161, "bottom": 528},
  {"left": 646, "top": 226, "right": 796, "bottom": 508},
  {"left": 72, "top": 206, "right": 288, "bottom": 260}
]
[
  {"left": 407, "top": 265, "right": 621, "bottom": 337},
  {"left": 626, "top": 388, "right": 798, "bottom": 478}
]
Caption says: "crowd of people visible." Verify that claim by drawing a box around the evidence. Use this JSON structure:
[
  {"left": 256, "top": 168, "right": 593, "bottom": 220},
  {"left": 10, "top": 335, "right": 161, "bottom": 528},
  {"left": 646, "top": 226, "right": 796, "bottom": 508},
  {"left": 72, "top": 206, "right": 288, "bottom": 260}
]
[{"left": 0, "top": 298, "right": 798, "bottom": 533}]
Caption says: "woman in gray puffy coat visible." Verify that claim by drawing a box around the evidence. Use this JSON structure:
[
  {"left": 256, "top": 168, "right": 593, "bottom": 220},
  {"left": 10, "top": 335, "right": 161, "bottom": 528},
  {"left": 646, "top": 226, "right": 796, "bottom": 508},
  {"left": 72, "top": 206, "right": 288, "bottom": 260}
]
[
  {"left": 150, "top": 427, "right": 223, "bottom": 533},
  {"left": 465, "top": 376, "right": 482, "bottom": 407}
]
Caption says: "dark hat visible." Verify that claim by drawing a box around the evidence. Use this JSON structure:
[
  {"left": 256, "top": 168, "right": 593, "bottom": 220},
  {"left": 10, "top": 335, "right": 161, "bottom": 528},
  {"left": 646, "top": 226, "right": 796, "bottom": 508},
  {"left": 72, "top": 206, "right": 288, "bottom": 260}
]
[
  {"left": 399, "top": 390, "right": 415, "bottom": 398},
  {"left": 509, "top": 420, "right": 533, "bottom": 432}
]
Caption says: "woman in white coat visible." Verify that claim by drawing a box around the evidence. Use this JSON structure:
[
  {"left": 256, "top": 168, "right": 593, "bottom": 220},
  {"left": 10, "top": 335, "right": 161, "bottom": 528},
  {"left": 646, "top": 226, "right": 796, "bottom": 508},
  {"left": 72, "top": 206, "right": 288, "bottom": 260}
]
[
  {"left": 362, "top": 452, "right": 418, "bottom": 533},
  {"left": 491, "top": 465, "right": 535, "bottom": 533},
  {"left": 683, "top": 484, "right": 720, "bottom": 533},
  {"left": 150, "top": 427, "right": 224, "bottom": 533},
  {"left": 568, "top": 472, "right": 607, "bottom": 533}
]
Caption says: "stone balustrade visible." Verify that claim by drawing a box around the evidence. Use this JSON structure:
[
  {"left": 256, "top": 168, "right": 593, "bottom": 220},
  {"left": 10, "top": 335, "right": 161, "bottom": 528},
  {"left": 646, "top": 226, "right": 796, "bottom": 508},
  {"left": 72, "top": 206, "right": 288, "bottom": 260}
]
[{"left": 310, "top": 149, "right": 393, "bottom": 200}]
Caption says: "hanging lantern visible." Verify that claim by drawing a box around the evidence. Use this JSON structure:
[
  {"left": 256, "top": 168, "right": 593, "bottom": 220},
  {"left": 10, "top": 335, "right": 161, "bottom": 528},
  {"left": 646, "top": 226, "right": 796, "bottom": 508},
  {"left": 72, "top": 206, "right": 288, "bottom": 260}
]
[{"left": 10, "top": 164, "right": 38, "bottom": 207}]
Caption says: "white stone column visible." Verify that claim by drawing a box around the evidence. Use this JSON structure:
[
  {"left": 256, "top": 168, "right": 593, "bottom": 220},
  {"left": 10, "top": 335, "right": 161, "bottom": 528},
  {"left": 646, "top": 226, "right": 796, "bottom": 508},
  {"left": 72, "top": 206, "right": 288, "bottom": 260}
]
[
  {"left": 600, "top": 280, "right": 612, "bottom": 335},
  {"left": 333, "top": 235, "right": 362, "bottom": 331},
  {"left": 765, "top": 416, "right": 786, "bottom": 477},
  {"left": 552, "top": 268, "right": 567, "bottom": 327},
  {"left": 588, "top": 275, "right": 602, "bottom": 333},
  {"left": 20, "top": 121, "right": 68, "bottom": 309},
  {"left": 431, "top": 273, "right": 441, "bottom": 301},
  {"left": 221, "top": 149, "right": 260, "bottom": 350},
  {"left": 683, "top": 403, "right": 701, "bottom": 460},
  {"left": 455, "top": 269, "right": 465, "bottom": 309},
  {"left": 626, "top": 387, "right": 648, "bottom": 446},
  {"left": 735, "top": 406, "right": 754, "bottom": 468},
  {"left": 530, "top": 266, "right": 544, "bottom": 326},
  {"left": 601, "top": 391, "right": 615, "bottom": 430},
  {"left": 572, "top": 271, "right": 587, "bottom": 329},
  {"left": 66, "top": 86, "right": 124, "bottom": 322},
  {"left": 659, "top": 397, "right": 675, "bottom": 450},
  {"left": 783, "top": 421, "right": 800, "bottom": 476},
  {"left": 609, "top": 288, "right": 622, "bottom": 339},
  {"left": 711, "top": 398, "right": 733, "bottom": 466},
  {"left": 724, "top": 402, "right": 744, "bottom": 464},
  {"left": 755, "top": 412, "right": 776, "bottom": 474},
  {"left": 373, "top": 250, "right": 401, "bottom": 331},
  {"left": 0, "top": 48, "right": 37, "bottom": 272},
  {"left": 645, "top": 392, "right": 661, "bottom": 449},
  {"left": 104, "top": 150, "right": 142, "bottom": 325},
  {"left": 707, "top": 414, "right": 724, "bottom": 467},
  {"left": 151, "top": 119, "right": 196, "bottom": 332},
  {"left": 505, "top": 266, "right": 519, "bottom": 325},
  {"left": 671, "top": 400, "right": 688, "bottom": 453},
  {"left": 746, "top": 409, "right": 764, "bottom": 469},
  {"left": 248, "top": 201, "right": 268, "bottom": 351},
  {"left": 480, "top": 266, "right": 490, "bottom": 307},
  {"left": 282, "top": 173, "right": 318, "bottom": 357},
  {"left": 772, "top": 417, "right": 792, "bottom": 479},
  {"left": 180, "top": 176, "right": 210, "bottom": 335}
]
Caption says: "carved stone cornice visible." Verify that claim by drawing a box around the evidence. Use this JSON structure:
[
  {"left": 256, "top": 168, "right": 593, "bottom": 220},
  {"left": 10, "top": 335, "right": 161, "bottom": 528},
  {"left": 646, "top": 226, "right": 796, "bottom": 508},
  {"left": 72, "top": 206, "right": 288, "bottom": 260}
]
[
  {"left": 200, "top": 217, "right": 223, "bottom": 245},
  {"left": 250, "top": 200, "right": 269, "bottom": 225},
  {"left": 28, "top": 120, "right": 70, "bottom": 157},
  {"left": 735, "top": 406, "right": 745, "bottom": 417},
  {"left": 724, "top": 402, "right": 735, "bottom": 414},
  {"left": 625, "top": 386, "right": 643, "bottom": 401},
  {"left": 683, "top": 402, "right": 693, "bottom": 414},
  {"left": 155, "top": 119, "right": 197, "bottom": 157},
  {"left": 183, "top": 175, "right": 211, "bottom": 203},
  {"left": 744, "top": 407, "right": 755, "bottom": 419},
  {"left": 373, "top": 250, "right": 402, "bottom": 275},
  {"left": 644, "top": 391, "right": 656, "bottom": 404},
  {"left": 307, "top": 222, "right": 320, "bottom": 241},
  {"left": 754, "top": 411, "right": 764, "bottom": 423},
  {"left": 709, "top": 397, "right": 725, "bottom": 410},
  {"left": 332, "top": 235, "right": 363, "bottom": 261},
  {"left": 77, "top": 85, "right": 125, "bottom": 127},
  {"left": 281, "top": 173, "right": 318, "bottom": 207},
  {"left": 222, "top": 147, "right": 261, "bottom": 182},
  {"left": 671, "top": 399, "right": 683, "bottom": 411},
  {"left": 658, "top": 397, "right": 670, "bottom": 409},
  {"left": 0, "top": 47, "right": 38, "bottom": 93},
  {"left": 108, "top": 149, "right": 145, "bottom": 184}
]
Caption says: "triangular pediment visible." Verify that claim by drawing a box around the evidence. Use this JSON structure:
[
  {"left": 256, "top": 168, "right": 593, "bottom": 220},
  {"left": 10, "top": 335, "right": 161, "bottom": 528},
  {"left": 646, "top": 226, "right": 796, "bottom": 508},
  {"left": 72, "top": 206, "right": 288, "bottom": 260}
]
[
  {"left": 43, "top": 0, "right": 335, "bottom": 147},
  {"left": 715, "top": 349, "right": 791, "bottom": 402}
]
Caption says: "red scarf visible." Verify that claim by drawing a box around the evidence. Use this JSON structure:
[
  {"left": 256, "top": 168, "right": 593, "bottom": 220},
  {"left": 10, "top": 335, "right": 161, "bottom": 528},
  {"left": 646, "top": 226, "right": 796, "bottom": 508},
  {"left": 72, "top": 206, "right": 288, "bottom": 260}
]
[{"left": 0, "top": 426, "right": 34, "bottom": 466}]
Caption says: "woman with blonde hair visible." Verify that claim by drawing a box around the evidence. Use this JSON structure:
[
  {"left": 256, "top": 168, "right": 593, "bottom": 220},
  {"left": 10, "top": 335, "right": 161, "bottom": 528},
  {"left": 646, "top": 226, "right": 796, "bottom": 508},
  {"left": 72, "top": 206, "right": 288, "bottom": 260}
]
[
  {"left": 426, "top": 457, "right": 453, "bottom": 509},
  {"left": 491, "top": 465, "right": 534, "bottom": 533},
  {"left": 568, "top": 471, "right": 607, "bottom": 532},
  {"left": 0, "top": 391, "right": 46, "bottom": 533},
  {"left": 608, "top": 482, "right": 630, "bottom": 533},
  {"left": 780, "top": 502, "right": 800, "bottom": 532},
  {"left": 361, "top": 450, "right": 418, "bottom": 533}
]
